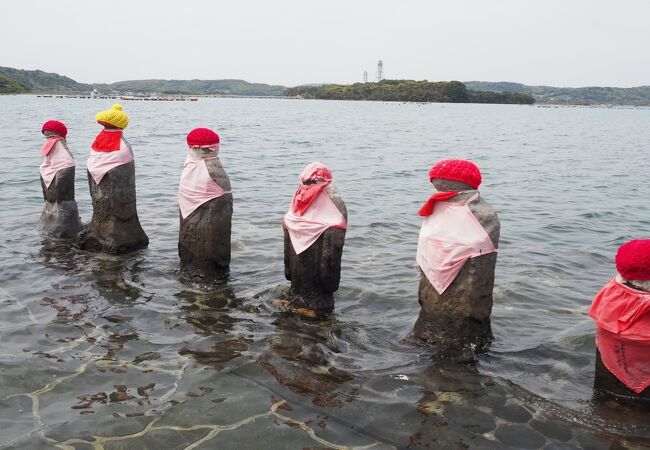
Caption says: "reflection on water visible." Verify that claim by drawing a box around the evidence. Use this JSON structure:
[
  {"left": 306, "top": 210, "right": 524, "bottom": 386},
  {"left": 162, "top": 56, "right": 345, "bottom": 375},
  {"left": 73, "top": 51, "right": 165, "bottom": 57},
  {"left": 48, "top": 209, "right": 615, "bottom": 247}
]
[{"left": 1, "top": 96, "right": 650, "bottom": 448}]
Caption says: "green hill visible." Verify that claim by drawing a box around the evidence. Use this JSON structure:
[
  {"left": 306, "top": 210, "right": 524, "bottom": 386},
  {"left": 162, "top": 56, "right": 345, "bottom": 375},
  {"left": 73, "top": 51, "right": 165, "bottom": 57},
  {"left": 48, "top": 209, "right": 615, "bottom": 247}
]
[
  {"left": 0, "top": 66, "right": 89, "bottom": 93},
  {"left": 465, "top": 81, "right": 650, "bottom": 106},
  {"left": 96, "top": 79, "right": 286, "bottom": 96},
  {"left": 285, "top": 80, "right": 535, "bottom": 105},
  {"left": 0, "top": 66, "right": 286, "bottom": 96},
  {"left": 0, "top": 75, "right": 27, "bottom": 93}
]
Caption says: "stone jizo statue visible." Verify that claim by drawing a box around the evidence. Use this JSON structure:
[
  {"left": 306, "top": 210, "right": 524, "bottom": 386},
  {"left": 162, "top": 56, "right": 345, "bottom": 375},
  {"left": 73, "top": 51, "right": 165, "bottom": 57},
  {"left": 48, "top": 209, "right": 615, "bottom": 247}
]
[
  {"left": 413, "top": 159, "right": 500, "bottom": 359},
  {"left": 178, "top": 128, "right": 232, "bottom": 283},
  {"left": 283, "top": 162, "right": 347, "bottom": 314},
  {"left": 38, "top": 120, "right": 83, "bottom": 238}
]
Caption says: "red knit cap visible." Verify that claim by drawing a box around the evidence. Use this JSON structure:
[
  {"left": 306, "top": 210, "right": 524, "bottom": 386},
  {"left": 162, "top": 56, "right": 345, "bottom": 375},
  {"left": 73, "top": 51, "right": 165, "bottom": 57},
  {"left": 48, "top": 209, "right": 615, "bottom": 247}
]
[
  {"left": 42, "top": 120, "right": 68, "bottom": 139},
  {"left": 187, "top": 128, "right": 220, "bottom": 147},
  {"left": 616, "top": 239, "right": 650, "bottom": 280},
  {"left": 429, "top": 159, "right": 482, "bottom": 189}
]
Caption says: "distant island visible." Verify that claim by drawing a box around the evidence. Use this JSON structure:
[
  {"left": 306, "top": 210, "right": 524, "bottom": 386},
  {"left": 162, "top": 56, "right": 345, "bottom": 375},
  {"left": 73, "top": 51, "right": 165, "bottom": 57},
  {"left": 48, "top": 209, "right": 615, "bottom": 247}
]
[
  {"left": 464, "top": 81, "right": 650, "bottom": 107},
  {"left": 286, "top": 80, "right": 535, "bottom": 105},
  {"left": 2, "top": 65, "right": 650, "bottom": 106},
  {"left": 0, "top": 66, "right": 284, "bottom": 97}
]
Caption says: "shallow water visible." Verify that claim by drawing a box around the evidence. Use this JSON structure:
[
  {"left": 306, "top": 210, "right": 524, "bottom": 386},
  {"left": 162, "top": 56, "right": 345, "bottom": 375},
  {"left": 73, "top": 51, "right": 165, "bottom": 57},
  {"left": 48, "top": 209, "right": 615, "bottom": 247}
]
[{"left": 1, "top": 96, "right": 649, "bottom": 449}]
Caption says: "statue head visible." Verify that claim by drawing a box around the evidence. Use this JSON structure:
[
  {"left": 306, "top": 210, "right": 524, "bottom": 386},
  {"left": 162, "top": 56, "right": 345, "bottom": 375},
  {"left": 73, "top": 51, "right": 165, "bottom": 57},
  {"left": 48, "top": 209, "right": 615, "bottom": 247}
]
[
  {"left": 616, "top": 239, "right": 650, "bottom": 291},
  {"left": 428, "top": 159, "right": 481, "bottom": 192},
  {"left": 95, "top": 104, "right": 129, "bottom": 130},
  {"left": 299, "top": 162, "right": 332, "bottom": 186},
  {"left": 186, "top": 127, "right": 220, "bottom": 155},
  {"left": 41, "top": 120, "right": 67, "bottom": 139}
]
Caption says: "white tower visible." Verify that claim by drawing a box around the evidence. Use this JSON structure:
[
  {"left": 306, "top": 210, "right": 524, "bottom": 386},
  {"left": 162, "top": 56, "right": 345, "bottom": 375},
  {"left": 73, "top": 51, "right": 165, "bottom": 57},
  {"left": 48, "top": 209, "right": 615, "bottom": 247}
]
[
  {"left": 363, "top": 70, "right": 368, "bottom": 83},
  {"left": 376, "top": 60, "right": 383, "bottom": 82}
]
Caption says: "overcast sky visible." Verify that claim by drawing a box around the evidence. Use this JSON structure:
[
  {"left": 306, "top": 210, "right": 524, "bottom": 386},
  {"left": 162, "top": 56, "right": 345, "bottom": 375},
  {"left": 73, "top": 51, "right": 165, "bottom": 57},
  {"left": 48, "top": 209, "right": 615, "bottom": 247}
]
[{"left": 2, "top": 0, "right": 649, "bottom": 87}]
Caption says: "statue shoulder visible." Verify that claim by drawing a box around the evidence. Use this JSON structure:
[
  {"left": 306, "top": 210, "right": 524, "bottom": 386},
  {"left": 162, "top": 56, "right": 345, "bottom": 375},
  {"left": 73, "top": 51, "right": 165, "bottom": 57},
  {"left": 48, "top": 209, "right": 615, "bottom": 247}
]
[
  {"left": 325, "top": 184, "right": 347, "bottom": 219},
  {"left": 469, "top": 196, "right": 500, "bottom": 247}
]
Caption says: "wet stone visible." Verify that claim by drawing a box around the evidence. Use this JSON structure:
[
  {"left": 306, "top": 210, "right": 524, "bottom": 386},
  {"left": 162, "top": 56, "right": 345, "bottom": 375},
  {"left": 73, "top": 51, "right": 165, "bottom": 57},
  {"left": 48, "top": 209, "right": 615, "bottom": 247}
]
[
  {"left": 472, "top": 389, "right": 507, "bottom": 410},
  {"left": 105, "top": 428, "right": 208, "bottom": 450},
  {"left": 574, "top": 430, "right": 611, "bottom": 450},
  {"left": 495, "top": 424, "right": 547, "bottom": 449},
  {"left": 530, "top": 419, "right": 573, "bottom": 442},
  {"left": 444, "top": 403, "right": 497, "bottom": 434},
  {"left": 543, "top": 443, "right": 581, "bottom": 450},
  {"left": 203, "top": 416, "right": 319, "bottom": 450},
  {"left": 493, "top": 403, "right": 533, "bottom": 423}
]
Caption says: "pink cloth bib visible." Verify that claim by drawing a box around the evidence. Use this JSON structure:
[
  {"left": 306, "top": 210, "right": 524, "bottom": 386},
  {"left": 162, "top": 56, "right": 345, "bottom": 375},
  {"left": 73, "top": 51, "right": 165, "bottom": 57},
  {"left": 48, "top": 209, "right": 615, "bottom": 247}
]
[
  {"left": 284, "top": 190, "right": 347, "bottom": 255},
  {"left": 589, "top": 277, "right": 650, "bottom": 393},
  {"left": 178, "top": 155, "right": 231, "bottom": 219},
  {"left": 40, "top": 139, "right": 75, "bottom": 188},
  {"left": 416, "top": 193, "right": 496, "bottom": 294},
  {"left": 87, "top": 137, "right": 134, "bottom": 184}
]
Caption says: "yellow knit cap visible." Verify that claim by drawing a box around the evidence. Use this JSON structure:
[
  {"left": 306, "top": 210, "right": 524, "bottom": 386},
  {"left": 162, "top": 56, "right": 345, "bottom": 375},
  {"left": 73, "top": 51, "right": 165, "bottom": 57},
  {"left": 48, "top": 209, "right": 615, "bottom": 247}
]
[{"left": 95, "top": 104, "right": 129, "bottom": 129}]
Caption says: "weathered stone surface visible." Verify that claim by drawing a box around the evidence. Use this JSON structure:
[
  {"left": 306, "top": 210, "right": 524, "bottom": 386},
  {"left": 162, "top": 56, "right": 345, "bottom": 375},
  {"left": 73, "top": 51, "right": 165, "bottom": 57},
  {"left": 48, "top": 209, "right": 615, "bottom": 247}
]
[
  {"left": 283, "top": 185, "right": 347, "bottom": 313},
  {"left": 593, "top": 349, "right": 650, "bottom": 403},
  {"left": 178, "top": 150, "right": 232, "bottom": 283},
  {"left": 413, "top": 179, "right": 500, "bottom": 359},
  {"left": 39, "top": 166, "right": 83, "bottom": 239},
  {"left": 79, "top": 161, "right": 149, "bottom": 254}
]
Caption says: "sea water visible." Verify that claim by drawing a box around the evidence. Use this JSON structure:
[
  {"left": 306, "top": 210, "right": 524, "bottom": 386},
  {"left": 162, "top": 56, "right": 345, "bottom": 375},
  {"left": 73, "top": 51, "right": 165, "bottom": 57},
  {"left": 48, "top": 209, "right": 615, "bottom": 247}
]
[{"left": 1, "top": 96, "right": 649, "bottom": 448}]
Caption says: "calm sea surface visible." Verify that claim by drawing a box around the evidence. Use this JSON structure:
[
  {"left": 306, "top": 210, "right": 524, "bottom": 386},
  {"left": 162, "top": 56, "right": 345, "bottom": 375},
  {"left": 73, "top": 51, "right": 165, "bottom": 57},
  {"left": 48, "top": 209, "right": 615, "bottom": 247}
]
[{"left": 1, "top": 95, "right": 649, "bottom": 449}]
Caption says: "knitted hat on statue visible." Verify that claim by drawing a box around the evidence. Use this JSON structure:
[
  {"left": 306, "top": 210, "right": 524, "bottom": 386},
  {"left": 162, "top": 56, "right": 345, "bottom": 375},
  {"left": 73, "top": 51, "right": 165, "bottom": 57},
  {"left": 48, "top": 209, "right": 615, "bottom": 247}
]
[
  {"left": 429, "top": 159, "right": 482, "bottom": 189},
  {"left": 96, "top": 104, "right": 129, "bottom": 129},
  {"left": 616, "top": 239, "right": 650, "bottom": 281},
  {"left": 186, "top": 128, "right": 220, "bottom": 148},
  {"left": 42, "top": 120, "right": 68, "bottom": 138}
]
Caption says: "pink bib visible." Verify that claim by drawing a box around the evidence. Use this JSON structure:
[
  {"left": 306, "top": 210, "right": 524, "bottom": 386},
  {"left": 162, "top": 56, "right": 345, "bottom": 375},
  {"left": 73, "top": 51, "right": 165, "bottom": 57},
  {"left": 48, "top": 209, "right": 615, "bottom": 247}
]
[
  {"left": 589, "top": 277, "right": 650, "bottom": 393},
  {"left": 284, "top": 190, "right": 347, "bottom": 255},
  {"left": 178, "top": 155, "right": 231, "bottom": 219},
  {"left": 40, "top": 139, "right": 75, "bottom": 188},
  {"left": 87, "top": 137, "right": 134, "bottom": 184},
  {"left": 416, "top": 193, "right": 496, "bottom": 294}
]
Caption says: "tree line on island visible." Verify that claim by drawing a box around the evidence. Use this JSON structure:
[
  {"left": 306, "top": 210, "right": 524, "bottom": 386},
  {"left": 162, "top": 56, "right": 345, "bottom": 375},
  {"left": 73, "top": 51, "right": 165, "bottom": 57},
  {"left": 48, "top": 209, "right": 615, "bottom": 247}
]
[
  {"left": 285, "top": 80, "right": 535, "bottom": 104},
  {"left": 3, "top": 65, "right": 650, "bottom": 106}
]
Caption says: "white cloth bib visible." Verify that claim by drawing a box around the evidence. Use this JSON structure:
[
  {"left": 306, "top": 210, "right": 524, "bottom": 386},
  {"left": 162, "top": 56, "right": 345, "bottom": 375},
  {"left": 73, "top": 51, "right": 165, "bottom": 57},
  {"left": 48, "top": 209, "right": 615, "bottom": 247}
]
[
  {"left": 40, "top": 139, "right": 75, "bottom": 188},
  {"left": 178, "top": 155, "right": 230, "bottom": 219},
  {"left": 416, "top": 193, "right": 496, "bottom": 294},
  {"left": 87, "top": 138, "right": 134, "bottom": 184},
  {"left": 284, "top": 191, "right": 347, "bottom": 255}
]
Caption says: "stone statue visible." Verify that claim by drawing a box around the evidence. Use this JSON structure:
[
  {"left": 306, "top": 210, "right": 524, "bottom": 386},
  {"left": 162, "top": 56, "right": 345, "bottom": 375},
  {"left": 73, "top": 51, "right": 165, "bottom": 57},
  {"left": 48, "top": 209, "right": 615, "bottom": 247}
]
[
  {"left": 38, "top": 120, "right": 83, "bottom": 238},
  {"left": 283, "top": 162, "right": 347, "bottom": 314},
  {"left": 413, "top": 159, "right": 500, "bottom": 359},
  {"left": 79, "top": 104, "right": 148, "bottom": 254},
  {"left": 178, "top": 128, "right": 233, "bottom": 283},
  {"left": 589, "top": 239, "right": 650, "bottom": 402}
]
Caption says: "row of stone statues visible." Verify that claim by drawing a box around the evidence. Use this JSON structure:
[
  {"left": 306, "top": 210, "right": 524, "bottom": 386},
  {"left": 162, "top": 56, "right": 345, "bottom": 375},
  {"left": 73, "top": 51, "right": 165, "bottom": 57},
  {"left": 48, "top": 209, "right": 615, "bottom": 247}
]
[{"left": 38, "top": 105, "right": 649, "bottom": 404}]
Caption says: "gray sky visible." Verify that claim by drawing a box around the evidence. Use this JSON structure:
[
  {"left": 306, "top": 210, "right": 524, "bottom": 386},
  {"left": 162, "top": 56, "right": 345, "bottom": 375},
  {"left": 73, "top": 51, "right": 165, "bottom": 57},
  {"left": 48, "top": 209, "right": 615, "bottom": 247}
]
[{"left": 2, "top": 0, "right": 649, "bottom": 87}]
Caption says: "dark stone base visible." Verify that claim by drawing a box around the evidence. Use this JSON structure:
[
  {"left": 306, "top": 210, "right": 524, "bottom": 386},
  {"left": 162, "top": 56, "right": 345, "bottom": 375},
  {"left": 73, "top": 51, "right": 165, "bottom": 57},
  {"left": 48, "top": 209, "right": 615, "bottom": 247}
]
[
  {"left": 79, "top": 162, "right": 148, "bottom": 254},
  {"left": 40, "top": 169, "right": 83, "bottom": 239},
  {"left": 593, "top": 349, "right": 650, "bottom": 403},
  {"left": 412, "top": 314, "right": 493, "bottom": 361},
  {"left": 412, "top": 253, "right": 497, "bottom": 361},
  {"left": 178, "top": 195, "right": 232, "bottom": 283},
  {"left": 40, "top": 200, "right": 83, "bottom": 239},
  {"left": 284, "top": 227, "right": 345, "bottom": 314}
]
